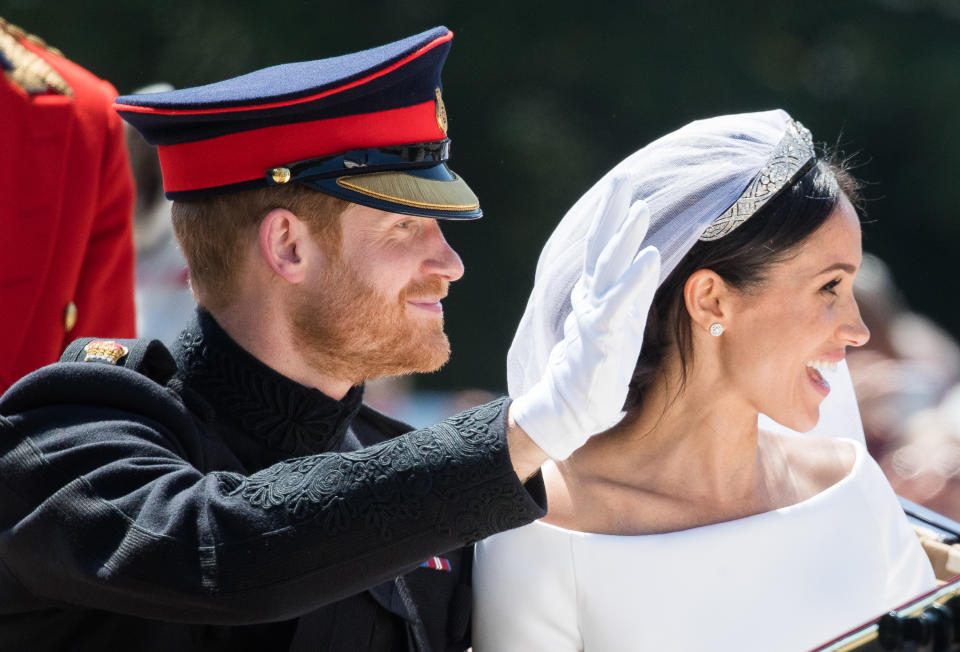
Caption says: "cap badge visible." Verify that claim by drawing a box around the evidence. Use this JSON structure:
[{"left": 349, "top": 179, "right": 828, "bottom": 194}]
[
  {"left": 82, "top": 340, "right": 130, "bottom": 365},
  {"left": 435, "top": 87, "right": 448, "bottom": 136},
  {"left": 269, "top": 167, "right": 292, "bottom": 185}
]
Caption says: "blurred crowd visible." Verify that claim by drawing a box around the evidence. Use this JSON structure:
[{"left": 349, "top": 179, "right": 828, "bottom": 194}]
[{"left": 849, "top": 254, "right": 960, "bottom": 522}]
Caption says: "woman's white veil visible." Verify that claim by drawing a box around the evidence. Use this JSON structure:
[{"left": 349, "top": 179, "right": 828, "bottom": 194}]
[{"left": 507, "top": 109, "right": 865, "bottom": 443}]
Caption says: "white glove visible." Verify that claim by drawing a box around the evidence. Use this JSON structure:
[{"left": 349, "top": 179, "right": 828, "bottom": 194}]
[{"left": 511, "top": 175, "right": 660, "bottom": 460}]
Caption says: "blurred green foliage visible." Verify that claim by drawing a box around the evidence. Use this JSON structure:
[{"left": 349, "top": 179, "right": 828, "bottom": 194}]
[{"left": 4, "top": 0, "right": 959, "bottom": 392}]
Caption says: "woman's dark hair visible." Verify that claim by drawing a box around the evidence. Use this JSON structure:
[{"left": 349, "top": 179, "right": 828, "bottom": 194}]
[{"left": 623, "top": 153, "right": 862, "bottom": 411}]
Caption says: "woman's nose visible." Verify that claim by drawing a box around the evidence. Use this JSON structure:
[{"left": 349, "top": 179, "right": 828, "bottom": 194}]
[{"left": 840, "top": 301, "right": 871, "bottom": 348}]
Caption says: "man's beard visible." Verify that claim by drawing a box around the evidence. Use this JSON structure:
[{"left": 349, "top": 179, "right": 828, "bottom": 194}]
[{"left": 290, "top": 262, "right": 452, "bottom": 386}]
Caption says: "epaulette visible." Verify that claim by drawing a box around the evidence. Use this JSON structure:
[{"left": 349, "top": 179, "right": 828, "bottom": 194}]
[
  {"left": 0, "top": 17, "right": 71, "bottom": 96},
  {"left": 60, "top": 337, "right": 178, "bottom": 387}
]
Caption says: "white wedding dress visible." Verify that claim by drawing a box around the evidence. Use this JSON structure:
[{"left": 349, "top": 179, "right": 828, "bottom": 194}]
[{"left": 473, "top": 439, "right": 935, "bottom": 652}]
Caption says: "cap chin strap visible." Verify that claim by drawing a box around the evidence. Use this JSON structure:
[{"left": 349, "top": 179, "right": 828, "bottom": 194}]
[{"left": 266, "top": 139, "right": 451, "bottom": 186}]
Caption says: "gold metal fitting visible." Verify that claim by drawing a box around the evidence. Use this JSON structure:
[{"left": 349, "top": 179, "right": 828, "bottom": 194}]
[
  {"left": 82, "top": 340, "right": 129, "bottom": 365},
  {"left": 270, "top": 167, "right": 292, "bottom": 184},
  {"left": 63, "top": 301, "right": 78, "bottom": 332},
  {"left": 435, "top": 88, "right": 448, "bottom": 135}
]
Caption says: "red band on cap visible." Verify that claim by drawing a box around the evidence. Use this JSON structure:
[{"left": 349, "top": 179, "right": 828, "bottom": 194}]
[
  {"left": 158, "top": 100, "right": 445, "bottom": 193},
  {"left": 115, "top": 31, "right": 453, "bottom": 117}
]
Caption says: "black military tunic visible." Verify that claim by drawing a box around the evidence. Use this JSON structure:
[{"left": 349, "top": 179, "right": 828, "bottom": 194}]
[{"left": 0, "top": 310, "right": 545, "bottom": 651}]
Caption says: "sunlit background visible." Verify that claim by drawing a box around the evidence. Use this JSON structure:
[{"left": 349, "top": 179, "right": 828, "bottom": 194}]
[{"left": 6, "top": 0, "right": 959, "bottom": 396}]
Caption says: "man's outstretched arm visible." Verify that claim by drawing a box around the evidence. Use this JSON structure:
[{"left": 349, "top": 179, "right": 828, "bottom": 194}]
[{"left": 0, "top": 367, "right": 542, "bottom": 625}]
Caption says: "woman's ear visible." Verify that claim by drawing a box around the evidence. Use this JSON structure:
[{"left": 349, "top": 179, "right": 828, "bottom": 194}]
[
  {"left": 683, "top": 269, "right": 728, "bottom": 336},
  {"left": 258, "top": 208, "right": 316, "bottom": 284}
]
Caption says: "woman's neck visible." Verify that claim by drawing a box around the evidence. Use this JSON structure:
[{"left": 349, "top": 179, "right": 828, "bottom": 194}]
[
  {"left": 597, "top": 356, "right": 760, "bottom": 483},
  {"left": 543, "top": 355, "right": 856, "bottom": 535},
  {"left": 544, "top": 357, "right": 774, "bottom": 534}
]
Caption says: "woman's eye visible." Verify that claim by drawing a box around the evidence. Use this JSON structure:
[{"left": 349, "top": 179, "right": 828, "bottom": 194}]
[{"left": 820, "top": 279, "right": 841, "bottom": 295}]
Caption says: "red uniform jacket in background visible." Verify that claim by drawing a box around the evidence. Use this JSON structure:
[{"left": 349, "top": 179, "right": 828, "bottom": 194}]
[{"left": 0, "top": 24, "right": 136, "bottom": 393}]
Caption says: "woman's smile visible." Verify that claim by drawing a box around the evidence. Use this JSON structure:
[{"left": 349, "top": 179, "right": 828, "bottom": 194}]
[{"left": 806, "top": 359, "right": 834, "bottom": 397}]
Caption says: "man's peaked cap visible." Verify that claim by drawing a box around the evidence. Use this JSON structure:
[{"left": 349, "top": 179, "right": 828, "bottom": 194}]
[{"left": 115, "top": 26, "right": 481, "bottom": 219}]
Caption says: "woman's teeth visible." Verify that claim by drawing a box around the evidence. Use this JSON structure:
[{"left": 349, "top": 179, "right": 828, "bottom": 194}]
[{"left": 806, "top": 359, "right": 839, "bottom": 373}]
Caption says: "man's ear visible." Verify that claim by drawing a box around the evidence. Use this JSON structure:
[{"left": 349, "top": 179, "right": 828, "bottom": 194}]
[
  {"left": 683, "top": 269, "right": 728, "bottom": 335},
  {"left": 258, "top": 208, "right": 316, "bottom": 284}
]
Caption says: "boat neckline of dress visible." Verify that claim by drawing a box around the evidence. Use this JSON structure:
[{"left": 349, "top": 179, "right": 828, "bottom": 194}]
[{"left": 533, "top": 436, "right": 864, "bottom": 538}]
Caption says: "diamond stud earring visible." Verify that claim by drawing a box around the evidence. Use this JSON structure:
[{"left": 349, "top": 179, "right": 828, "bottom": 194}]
[{"left": 709, "top": 323, "right": 724, "bottom": 337}]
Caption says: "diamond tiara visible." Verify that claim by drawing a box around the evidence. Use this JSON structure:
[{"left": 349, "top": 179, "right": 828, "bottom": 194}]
[{"left": 699, "top": 119, "right": 815, "bottom": 242}]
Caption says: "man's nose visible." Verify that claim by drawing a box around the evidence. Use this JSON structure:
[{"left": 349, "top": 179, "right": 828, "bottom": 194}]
[{"left": 422, "top": 222, "right": 465, "bottom": 281}]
